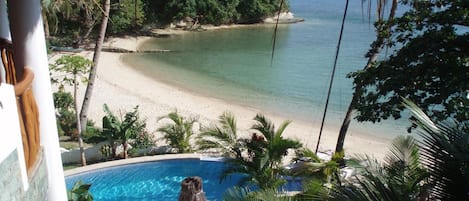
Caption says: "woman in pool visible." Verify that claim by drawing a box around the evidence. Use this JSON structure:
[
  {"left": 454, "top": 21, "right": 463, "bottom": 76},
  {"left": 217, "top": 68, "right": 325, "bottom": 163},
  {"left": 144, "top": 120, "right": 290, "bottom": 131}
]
[{"left": 178, "top": 176, "right": 207, "bottom": 201}]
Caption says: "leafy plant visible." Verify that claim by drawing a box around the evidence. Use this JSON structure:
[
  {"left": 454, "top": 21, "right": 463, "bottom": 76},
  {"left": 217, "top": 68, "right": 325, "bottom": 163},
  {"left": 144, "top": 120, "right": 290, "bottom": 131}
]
[
  {"left": 222, "top": 114, "right": 302, "bottom": 190},
  {"left": 102, "top": 104, "right": 151, "bottom": 159},
  {"left": 157, "top": 111, "right": 197, "bottom": 153},
  {"left": 50, "top": 55, "right": 93, "bottom": 166},
  {"left": 196, "top": 111, "right": 242, "bottom": 157},
  {"left": 349, "top": 0, "right": 468, "bottom": 128},
  {"left": 108, "top": 0, "right": 145, "bottom": 34},
  {"left": 329, "top": 100, "right": 469, "bottom": 201},
  {"left": 329, "top": 135, "right": 428, "bottom": 201},
  {"left": 53, "top": 90, "right": 101, "bottom": 141},
  {"left": 67, "top": 180, "right": 93, "bottom": 201}
]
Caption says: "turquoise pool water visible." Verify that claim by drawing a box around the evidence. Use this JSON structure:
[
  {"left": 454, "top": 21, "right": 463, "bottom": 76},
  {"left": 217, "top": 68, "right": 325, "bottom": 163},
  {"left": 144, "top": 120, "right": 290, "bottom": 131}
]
[
  {"left": 66, "top": 159, "right": 302, "bottom": 201},
  {"left": 66, "top": 159, "right": 244, "bottom": 201}
]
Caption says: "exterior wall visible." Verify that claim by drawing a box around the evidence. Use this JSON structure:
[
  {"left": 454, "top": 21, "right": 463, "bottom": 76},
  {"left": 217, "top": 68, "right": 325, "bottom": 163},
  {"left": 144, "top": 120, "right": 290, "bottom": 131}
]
[
  {"left": 0, "top": 150, "right": 48, "bottom": 201},
  {"left": 0, "top": 150, "right": 23, "bottom": 201},
  {"left": 7, "top": 0, "right": 68, "bottom": 199}
]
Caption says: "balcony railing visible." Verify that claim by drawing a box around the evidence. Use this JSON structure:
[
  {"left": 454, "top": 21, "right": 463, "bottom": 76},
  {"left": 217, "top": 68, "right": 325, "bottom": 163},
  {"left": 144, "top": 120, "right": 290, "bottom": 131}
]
[{"left": 1, "top": 38, "right": 40, "bottom": 173}]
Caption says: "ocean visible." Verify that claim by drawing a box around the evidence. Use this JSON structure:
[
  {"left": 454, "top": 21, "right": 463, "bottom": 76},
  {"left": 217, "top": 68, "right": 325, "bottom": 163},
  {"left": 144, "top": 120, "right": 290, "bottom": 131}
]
[{"left": 122, "top": 0, "right": 408, "bottom": 139}]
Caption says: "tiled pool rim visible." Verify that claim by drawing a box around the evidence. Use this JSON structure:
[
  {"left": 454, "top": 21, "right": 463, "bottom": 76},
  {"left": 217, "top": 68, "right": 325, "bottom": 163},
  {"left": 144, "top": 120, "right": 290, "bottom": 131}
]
[{"left": 64, "top": 153, "right": 218, "bottom": 176}]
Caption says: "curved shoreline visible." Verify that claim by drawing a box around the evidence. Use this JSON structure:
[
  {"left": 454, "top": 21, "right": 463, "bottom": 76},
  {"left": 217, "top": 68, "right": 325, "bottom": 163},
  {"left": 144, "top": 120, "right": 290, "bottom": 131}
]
[{"left": 52, "top": 34, "right": 392, "bottom": 162}]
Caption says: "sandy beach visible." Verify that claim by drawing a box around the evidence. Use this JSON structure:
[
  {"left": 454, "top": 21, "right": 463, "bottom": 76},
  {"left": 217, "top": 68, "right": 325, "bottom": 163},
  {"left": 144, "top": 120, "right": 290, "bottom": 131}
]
[{"left": 50, "top": 33, "right": 391, "bottom": 160}]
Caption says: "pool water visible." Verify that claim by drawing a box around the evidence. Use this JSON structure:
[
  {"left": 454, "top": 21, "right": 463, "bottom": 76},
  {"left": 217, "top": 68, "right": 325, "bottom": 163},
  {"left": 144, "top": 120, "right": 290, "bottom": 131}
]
[{"left": 66, "top": 159, "right": 246, "bottom": 201}]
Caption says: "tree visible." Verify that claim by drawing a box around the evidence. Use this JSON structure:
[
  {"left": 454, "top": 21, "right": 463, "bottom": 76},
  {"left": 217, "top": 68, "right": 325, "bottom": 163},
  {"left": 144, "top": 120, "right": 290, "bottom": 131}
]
[
  {"left": 335, "top": 0, "right": 398, "bottom": 154},
  {"left": 330, "top": 100, "right": 469, "bottom": 201},
  {"left": 196, "top": 111, "right": 242, "bottom": 157},
  {"left": 221, "top": 114, "right": 301, "bottom": 190},
  {"left": 108, "top": 0, "right": 145, "bottom": 34},
  {"left": 42, "top": 0, "right": 102, "bottom": 41},
  {"left": 102, "top": 104, "right": 148, "bottom": 159},
  {"left": 158, "top": 111, "right": 197, "bottom": 153},
  {"left": 348, "top": 0, "right": 468, "bottom": 130},
  {"left": 330, "top": 135, "right": 428, "bottom": 201},
  {"left": 79, "top": 0, "right": 111, "bottom": 165},
  {"left": 50, "top": 55, "right": 92, "bottom": 166}
]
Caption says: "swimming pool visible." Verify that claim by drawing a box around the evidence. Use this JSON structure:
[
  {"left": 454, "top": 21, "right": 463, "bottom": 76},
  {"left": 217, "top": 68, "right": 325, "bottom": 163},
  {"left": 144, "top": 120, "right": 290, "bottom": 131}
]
[{"left": 66, "top": 159, "right": 245, "bottom": 201}]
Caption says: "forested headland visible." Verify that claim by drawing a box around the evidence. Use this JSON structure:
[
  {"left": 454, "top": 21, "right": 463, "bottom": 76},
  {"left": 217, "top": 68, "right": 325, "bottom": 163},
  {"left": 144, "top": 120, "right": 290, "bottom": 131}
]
[{"left": 43, "top": 0, "right": 288, "bottom": 45}]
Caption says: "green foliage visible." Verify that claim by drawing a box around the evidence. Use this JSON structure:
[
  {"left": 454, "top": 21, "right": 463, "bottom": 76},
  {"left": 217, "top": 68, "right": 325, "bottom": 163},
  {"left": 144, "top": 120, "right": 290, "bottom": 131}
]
[
  {"left": 50, "top": 55, "right": 92, "bottom": 88},
  {"left": 296, "top": 179, "right": 328, "bottom": 200},
  {"left": 54, "top": 90, "right": 75, "bottom": 137},
  {"left": 102, "top": 104, "right": 152, "bottom": 158},
  {"left": 221, "top": 114, "right": 302, "bottom": 190},
  {"left": 196, "top": 111, "right": 242, "bottom": 157},
  {"left": 53, "top": 90, "right": 100, "bottom": 140},
  {"left": 196, "top": 0, "right": 240, "bottom": 25},
  {"left": 142, "top": 0, "right": 288, "bottom": 25},
  {"left": 223, "top": 186, "right": 251, "bottom": 201},
  {"left": 67, "top": 180, "right": 93, "bottom": 201},
  {"left": 45, "top": 0, "right": 289, "bottom": 37},
  {"left": 157, "top": 111, "right": 197, "bottom": 153},
  {"left": 236, "top": 0, "right": 288, "bottom": 23},
  {"left": 330, "top": 135, "right": 428, "bottom": 201},
  {"left": 43, "top": 0, "right": 102, "bottom": 40},
  {"left": 329, "top": 100, "right": 469, "bottom": 200},
  {"left": 404, "top": 99, "right": 469, "bottom": 200},
  {"left": 350, "top": 0, "right": 469, "bottom": 128},
  {"left": 108, "top": 0, "right": 145, "bottom": 34}
]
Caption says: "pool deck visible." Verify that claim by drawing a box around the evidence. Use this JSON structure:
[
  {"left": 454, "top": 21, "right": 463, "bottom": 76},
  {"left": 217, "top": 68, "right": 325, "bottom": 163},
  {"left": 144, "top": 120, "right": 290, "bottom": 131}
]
[{"left": 64, "top": 153, "right": 213, "bottom": 176}]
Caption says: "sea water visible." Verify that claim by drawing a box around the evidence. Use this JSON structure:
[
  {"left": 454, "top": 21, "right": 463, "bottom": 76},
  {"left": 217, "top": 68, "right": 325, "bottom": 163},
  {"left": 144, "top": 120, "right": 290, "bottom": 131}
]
[{"left": 122, "top": 0, "right": 409, "bottom": 139}]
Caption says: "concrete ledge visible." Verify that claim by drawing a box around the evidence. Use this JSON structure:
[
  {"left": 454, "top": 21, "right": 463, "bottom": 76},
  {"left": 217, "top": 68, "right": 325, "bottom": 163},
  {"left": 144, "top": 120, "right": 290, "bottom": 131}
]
[{"left": 64, "top": 153, "right": 205, "bottom": 176}]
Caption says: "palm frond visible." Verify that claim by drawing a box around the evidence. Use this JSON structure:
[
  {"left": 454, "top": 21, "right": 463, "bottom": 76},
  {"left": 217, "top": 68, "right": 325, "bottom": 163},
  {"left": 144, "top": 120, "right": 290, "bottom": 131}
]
[
  {"left": 252, "top": 113, "right": 275, "bottom": 140},
  {"left": 404, "top": 99, "right": 469, "bottom": 200}
]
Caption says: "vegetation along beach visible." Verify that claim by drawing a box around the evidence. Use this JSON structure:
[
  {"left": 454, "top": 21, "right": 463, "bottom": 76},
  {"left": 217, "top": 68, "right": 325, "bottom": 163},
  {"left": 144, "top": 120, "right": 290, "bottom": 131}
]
[{"left": 43, "top": 0, "right": 467, "bottom": 200}]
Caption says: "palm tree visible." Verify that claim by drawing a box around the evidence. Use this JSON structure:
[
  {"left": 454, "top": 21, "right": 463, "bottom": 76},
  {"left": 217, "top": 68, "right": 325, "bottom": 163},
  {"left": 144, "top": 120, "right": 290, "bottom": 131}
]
[
  {"left": 102, "top": 104, "right": 145, "bottom": 159},
  {"left": 79, "top": 0, "right": 111, "bottom": 165},
  {"left": 403, "top": 100, "right": 469, "bottom": 200},
  {"left": 221, "top": 114, "right": 302, "bottom": 190},
  {"left": 330, "top": 100, "right": 469, "bottom": 200},
  {"left": 330, "top": 135, "right": 427, "bottom": 201},
  {"left": 158, "top": 111, "right": 197, "bottom": 153},
  {"left": 335, "top": 0, "right": 398, "bottom": 153},
  {"left": 196, "top": 111, "right": 242, "bottom": 157},
  {"left": 251, "top": 114, "right": 302, "bottom": 169}
]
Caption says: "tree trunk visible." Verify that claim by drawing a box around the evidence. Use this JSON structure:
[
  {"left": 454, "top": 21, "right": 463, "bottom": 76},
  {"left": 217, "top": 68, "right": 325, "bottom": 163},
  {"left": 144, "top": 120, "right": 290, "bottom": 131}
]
[
  {"left": 74, "top": 73, "right": 87, "bottom": 166},
  {"left": 123, "top": 141, "right": 129, "bottom": 159},
  {"left": 42, "top": 8, "right": 50, "bottom": 38},
  {"left": 335, "top": 0, "right": 398, "bottom": 153},
  {"left": 79, "top": 0, "right": 110, "bottom": 139}
]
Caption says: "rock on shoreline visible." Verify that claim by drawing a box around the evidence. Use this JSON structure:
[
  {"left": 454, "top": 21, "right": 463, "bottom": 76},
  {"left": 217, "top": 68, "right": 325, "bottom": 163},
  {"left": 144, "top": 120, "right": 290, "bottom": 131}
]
[{"left": 263, "top": 12, "right": 305, "bottom": 24}]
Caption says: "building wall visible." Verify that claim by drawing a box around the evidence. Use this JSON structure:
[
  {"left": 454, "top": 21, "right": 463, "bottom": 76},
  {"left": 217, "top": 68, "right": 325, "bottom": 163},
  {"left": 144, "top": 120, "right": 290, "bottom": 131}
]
[{"left": 0, "top": 149, "right": 48, "bottom": 201}]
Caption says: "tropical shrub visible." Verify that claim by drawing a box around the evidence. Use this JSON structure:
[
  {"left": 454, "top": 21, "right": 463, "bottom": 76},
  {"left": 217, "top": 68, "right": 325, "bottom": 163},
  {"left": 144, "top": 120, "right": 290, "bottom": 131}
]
[
  {"left": 158, "top": 111, "right": 197, "bottom": 153},
  {"left": 108, "top": 0, "right": 145, "bottom": 34},
  {"left": 67, "top": 180, "right": 93, "bottom": 201},
  {"left": 53, "top": 90, "right": 100, "bottom": 141},
  {"left": 221, "top": 114, "right": 302, "bottom": 190},
  {"left": 102, "top": 104, "right": 153, "bottom": 159},
  {"left": 196, "top": 111, "right": 242, "bottom": 157},
  {"left": 329, "top": 100, "right": 469, "bottom": 201}
]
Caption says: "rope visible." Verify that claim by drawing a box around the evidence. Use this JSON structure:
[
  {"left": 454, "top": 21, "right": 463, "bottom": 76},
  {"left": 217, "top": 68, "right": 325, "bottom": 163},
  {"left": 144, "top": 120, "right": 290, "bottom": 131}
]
[{"left": 315, "top": 0, "right": 349, "bottom": 153}]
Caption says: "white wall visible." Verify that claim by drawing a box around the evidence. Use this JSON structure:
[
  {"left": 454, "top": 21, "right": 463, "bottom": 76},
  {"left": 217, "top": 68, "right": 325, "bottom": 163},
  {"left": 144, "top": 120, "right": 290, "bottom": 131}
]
[{"left": 0, "top": 84, "right": 29, "bottom": 190}]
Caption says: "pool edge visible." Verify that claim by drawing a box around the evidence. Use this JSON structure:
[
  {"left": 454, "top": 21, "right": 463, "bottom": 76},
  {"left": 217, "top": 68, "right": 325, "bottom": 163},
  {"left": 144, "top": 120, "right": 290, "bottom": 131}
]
[{"left": 64, "top": 153, "right": 204, "bottom": 177}]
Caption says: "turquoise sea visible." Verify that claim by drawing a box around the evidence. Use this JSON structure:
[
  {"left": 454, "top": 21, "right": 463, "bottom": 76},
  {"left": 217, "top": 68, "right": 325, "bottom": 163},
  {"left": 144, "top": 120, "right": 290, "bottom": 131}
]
[{"left": 123, "top": 0, "right": 408, "bottom": 139}]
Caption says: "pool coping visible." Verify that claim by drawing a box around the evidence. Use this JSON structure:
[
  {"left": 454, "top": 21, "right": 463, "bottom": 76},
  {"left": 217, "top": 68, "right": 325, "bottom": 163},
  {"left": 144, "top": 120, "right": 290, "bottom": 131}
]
[{"left": 64, "top": 153, "right": 217, "bottom": 176}]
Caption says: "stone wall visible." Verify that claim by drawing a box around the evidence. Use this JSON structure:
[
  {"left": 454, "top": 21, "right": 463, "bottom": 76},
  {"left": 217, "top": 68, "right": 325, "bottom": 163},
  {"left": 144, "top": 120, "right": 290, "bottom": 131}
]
[{"left": 0, "top": 149, "right": 48, "bottom": 201}]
